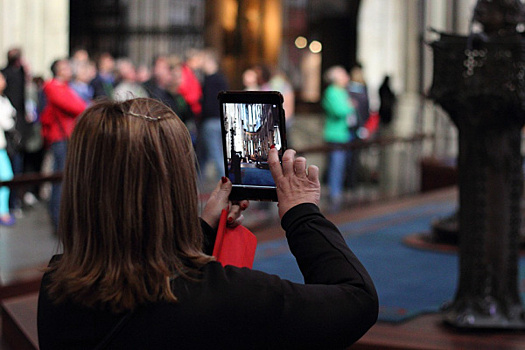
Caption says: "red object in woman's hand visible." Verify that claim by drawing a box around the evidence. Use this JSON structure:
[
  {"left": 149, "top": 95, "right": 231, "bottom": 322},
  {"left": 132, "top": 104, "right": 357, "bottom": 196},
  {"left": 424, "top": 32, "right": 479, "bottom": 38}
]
[{"left": 212, "top": 209, "right": 257, "bottom": 268}]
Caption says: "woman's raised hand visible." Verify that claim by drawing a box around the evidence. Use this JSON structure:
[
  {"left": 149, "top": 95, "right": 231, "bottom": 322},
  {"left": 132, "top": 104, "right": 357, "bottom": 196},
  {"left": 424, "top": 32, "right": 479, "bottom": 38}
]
[
  {"left": 201, "top": 177, "right": 249, "bottom": 229},
  {"left": 268, "top": 148, "right": 320, "bottom": 218}
]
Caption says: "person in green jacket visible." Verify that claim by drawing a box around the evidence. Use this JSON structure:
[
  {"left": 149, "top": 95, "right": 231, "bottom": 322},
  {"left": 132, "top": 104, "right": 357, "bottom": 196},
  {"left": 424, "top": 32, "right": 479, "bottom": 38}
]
[{"left": 321, "top": 66, "right": 356, "bottom": 207}]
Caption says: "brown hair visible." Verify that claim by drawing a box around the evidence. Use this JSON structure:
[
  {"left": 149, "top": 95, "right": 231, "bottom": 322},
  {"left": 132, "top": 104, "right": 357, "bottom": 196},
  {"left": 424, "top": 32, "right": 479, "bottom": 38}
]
[{"left": 46, "top": 98, "right": 213, "bottom": 312}]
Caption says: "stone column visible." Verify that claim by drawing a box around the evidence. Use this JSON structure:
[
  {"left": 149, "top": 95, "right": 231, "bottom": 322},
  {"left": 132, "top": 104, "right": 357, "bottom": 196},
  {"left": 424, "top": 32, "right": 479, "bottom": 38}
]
[
  {"left": 430, "top": 25, "right": 525, "bottom": 329},
  {"left": 0, "top": 0, "right": 69, "bottom": 77}
]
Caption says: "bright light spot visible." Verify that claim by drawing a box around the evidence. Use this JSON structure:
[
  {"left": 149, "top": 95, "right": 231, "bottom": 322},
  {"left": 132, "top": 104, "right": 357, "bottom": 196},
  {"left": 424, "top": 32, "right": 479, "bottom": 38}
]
[
  {"left": 295, "top": 36, "right": 307, "bottom": 49},
  {"left": 309, "top": 40, "right": 322, "bottom": 53}
]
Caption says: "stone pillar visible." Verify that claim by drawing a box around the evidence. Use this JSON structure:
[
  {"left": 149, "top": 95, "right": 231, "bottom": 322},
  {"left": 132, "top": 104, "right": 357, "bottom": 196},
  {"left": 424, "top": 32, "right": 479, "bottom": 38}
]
[
  {"left": 430, "top": 25, "right": 525, "bottom": 329},
  {"left": 0, "top": 0, "right": 69, "bottom": 77}
]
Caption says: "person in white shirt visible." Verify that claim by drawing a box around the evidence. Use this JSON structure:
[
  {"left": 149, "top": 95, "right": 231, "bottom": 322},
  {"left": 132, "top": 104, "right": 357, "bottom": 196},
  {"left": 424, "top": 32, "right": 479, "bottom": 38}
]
[
  {"left": 0, "top": 72, "right": 16, "bottom": 225},
  {"left": 113, "top": 58, "right": 148, "bottom": 102}
]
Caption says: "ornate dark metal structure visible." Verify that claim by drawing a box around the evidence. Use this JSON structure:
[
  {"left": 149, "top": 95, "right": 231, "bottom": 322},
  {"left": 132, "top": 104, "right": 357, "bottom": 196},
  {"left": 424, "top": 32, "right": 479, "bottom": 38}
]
[{"left": 429, "top": 0, "right": 525, "bottom": 329}]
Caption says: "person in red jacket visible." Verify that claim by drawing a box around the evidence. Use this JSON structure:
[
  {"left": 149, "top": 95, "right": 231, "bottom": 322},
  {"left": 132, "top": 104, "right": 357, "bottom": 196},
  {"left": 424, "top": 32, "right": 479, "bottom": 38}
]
[
  {"left": 41, "top": 58, "right": 86, "bottom": 230},
  {"left": 177, "top": 49, "right": 203, "bottom": 118}
]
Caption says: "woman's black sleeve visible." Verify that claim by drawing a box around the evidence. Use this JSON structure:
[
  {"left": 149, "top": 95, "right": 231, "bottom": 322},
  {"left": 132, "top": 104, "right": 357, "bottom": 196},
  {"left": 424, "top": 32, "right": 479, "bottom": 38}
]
[{"left": 272, "top": 203, "right": 378, "bottom": 348}]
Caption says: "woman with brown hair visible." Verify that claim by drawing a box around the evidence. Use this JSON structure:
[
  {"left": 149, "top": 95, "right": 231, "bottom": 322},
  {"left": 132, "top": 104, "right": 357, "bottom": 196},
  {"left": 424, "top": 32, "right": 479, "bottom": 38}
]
[{"left": 37, "top": 98, "right": 377, "bottom": 349}]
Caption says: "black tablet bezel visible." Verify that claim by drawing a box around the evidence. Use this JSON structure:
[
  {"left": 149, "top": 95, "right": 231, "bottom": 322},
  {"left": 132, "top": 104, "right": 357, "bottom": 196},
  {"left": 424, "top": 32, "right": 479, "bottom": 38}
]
[{"left": 218, "top": 90, "right": 287, "bottom": 201}]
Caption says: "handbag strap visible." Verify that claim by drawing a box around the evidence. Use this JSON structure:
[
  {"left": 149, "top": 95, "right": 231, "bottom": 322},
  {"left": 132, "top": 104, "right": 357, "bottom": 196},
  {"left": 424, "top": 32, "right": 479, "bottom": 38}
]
[{"left": 93, "top": 310, "right": 134, "bottom": 350}]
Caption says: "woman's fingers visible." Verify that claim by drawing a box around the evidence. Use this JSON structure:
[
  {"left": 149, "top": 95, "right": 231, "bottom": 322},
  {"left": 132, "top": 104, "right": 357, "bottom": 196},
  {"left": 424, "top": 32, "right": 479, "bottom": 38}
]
[
  {"left": 227, "top": 200, "right": 249, "bottom": 227},
  {"left": 307, "top": 164, "right": 320, "bottom": 183},
  {"left": 239, "top": 200, "right": 249, "bottom": 211},
  {"left": 268, "top": 147, "right": 321, "bottom": 218},
  {"left": 294, "top": 156, "right": 307, "bottom": 178},
  {"left": 281, "top": 149, "right": 296, "bottom": 176},
  {"left": 229, "top": 214, "right": 245, "bottom": 227}
]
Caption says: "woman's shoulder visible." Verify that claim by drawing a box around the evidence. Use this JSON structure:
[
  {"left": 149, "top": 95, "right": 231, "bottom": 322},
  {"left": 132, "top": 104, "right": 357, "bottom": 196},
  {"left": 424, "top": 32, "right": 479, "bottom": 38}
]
[
  {"left": 196, "top": 261, "right": 284, "bottom": 294},
  {"left": 165, "top": 262, "right": 285, "bottom": 323}
]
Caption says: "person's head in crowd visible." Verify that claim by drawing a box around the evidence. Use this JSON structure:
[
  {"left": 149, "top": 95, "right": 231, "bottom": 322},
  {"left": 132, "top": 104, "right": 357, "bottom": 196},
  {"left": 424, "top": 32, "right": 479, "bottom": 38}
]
[
  {"left": 47, "top": 98, "right": 213, "bottom": 312},
  {"left": 71, "top": 48, "right": 89, "bottom": 64},
  {"left": 96, "top": 52, "right": 115, "bottom": 76},
  {"left": 151, "top": 55, "right": 173, "bottom": 89},
  {"left": 50, "top": 59, "right": 73, "bottom": 82},
  {"left": 72, "top": 60, "right": 96, "bottom": 84},
  {"left": 201, "top": 49, "right": 220, "bottom": 75},
  {"left": 167, "top": 55, "right": 183, "bottom": 91},
  {"left": 184, "top": 48, "right": 203, "bottom": 71},
  {"left": 324, "top": 65, "right": 350, "bottom": 88},
  {"left": 350, "top": 63, "right": 365, "bottom": 85},
  {"left": 6, "top": 47, "right": 22, "bottom": 67},
  {"left": 253, "top": 64, "right": 272, "bottom": 87},
  {"left": 168, "top": 55, "right": 182, "bottom": 69},
  {"left": 242, "top": 68, "right": 259, "bottom": 90},
  {"left": 70, "top": 48, "right": 90, "bottom": 75},
  {"left": 33, "top": 76, "right": 45, "bottom": 89},
  {"left": 115, "top": 58, "right": 138, "bottom": 83},
  {"left": 136, "top": 64, "right": 151, "bottom": 83}
]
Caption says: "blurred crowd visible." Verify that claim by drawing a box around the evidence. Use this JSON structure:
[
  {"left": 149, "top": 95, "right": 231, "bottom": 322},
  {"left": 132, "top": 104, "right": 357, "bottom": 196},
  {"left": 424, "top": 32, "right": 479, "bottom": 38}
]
[
  {"left": 0, "top": 46, "right": 301, "bottom": 228},
  {"left": 0, "top": 45, "right": 397, "bottom": 226}
]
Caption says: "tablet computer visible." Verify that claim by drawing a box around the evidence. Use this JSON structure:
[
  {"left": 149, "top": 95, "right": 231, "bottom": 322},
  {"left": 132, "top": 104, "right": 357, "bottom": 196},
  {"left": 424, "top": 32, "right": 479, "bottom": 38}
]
[{"left": 218, "top": 91, "right": 287, "bottom": 201}]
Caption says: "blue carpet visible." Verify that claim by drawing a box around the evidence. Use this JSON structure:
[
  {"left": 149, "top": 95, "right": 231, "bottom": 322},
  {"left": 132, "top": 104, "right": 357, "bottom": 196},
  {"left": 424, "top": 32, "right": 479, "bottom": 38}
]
[{"left": 252, "top": 198, "right": 525, "bottom": 322}]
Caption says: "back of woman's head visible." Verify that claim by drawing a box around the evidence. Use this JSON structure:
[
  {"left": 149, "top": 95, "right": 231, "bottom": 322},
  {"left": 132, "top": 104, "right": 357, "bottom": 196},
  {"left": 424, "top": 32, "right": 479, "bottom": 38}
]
[{"left": 48, "top": 98, "right": 213, "bottom": 312}]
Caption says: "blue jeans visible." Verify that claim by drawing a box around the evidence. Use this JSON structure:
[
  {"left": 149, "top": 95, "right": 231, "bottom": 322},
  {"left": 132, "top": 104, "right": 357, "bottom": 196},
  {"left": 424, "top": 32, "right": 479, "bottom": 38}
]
[
  {"left": 328, "top": 148, "right": 351, "bottom": 201},
  {"left": 8, "top": 150, "right": 23, "bottom": 210},
  {"left": 0, "top": 149, "right": 13, "bottom": 215},
  {"left": 197, "top": 118, "right": 224, "bottom": 178},
  {"left": 50, "top": 141, "right": 68, "bottom": 229}
]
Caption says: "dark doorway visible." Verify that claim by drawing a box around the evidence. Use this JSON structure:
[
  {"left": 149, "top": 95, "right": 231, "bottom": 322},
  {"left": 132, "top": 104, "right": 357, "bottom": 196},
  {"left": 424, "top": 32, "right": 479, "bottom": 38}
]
[
  {"left": 69, "top": 0, "right": 126, "bottom": 57},
  {"left": 308, "top": 0, "right": 361, "bottom": 75},
  {"left": 69, "top": 0, "right": 205, "bottom": 64}
]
